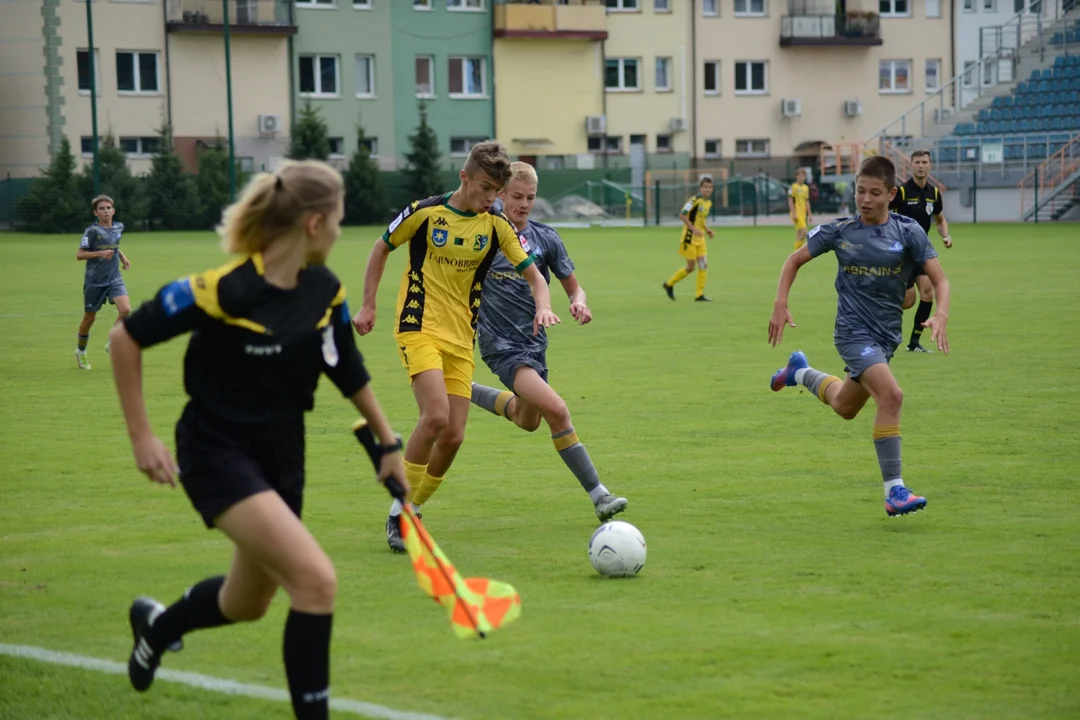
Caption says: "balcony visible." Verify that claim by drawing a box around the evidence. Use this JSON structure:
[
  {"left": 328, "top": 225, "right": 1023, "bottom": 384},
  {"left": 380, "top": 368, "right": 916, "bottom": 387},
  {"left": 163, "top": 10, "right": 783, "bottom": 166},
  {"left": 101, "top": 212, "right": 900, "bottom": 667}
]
[
  {"left": 494, "top": 0, "right": 607, "bottom": 41},
  {"left": 166, "top": 0, "right": 297, "bottom": 36},
  {"left": 780, "top": 13, "right": 882, "bottom": 46}
]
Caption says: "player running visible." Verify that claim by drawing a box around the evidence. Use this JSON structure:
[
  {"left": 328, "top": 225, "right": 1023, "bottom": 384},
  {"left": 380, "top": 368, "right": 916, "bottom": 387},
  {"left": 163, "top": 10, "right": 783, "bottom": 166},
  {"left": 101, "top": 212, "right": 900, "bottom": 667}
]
[
  {"left": 788, "top": 169, "right": 812, "bottom": 250},
  {"left": 768, "top": 156, "right": 951, "bottom": 518},
  {"left": 662, "top": 176, "right": 715, "bottom": 302},
  {"left": 470, "top": 162, "right": 627, "bottom": 522},
  {"left": 75, "top": 195, "right": 131, "bottom": 369}
]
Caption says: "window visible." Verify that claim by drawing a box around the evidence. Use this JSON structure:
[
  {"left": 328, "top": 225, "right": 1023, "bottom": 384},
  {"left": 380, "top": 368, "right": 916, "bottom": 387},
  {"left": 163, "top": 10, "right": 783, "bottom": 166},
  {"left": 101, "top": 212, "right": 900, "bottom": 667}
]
[
  {"left": 296, "top": 0, "right": 335, "bottom": 6},
  {"left": 543, "top": 156, "right": 565, "bottom": 170},
  {"left": 981, "top": 62, "right": 995, "bottom": 86},
  {"left": 605, "top": 58, "right": 640, "bottom": 91},
  {"left": 654, "top": 0, "right": 670, "bottom": 10},
  {"left": 734, "top": 0, "right": 766, "bottom": 15},
  {"left": 735, "top": 139, "right": 769, "bottom": 157},
  {"left": 878, "top": 59, "right": 911, "bottom": 93},
  {"left": 734, "top": 61, "right": 767, "bottom": 94},
  {"left": 704, "top": 139, "right": 721, "bottom": 158},
  {"left": 656, "top": 134, "right": 672, "bottom": 152},
  {"left": 655, "top": 57, "right": 672, "bottom": 92},
  {"left": 962, "top": 61, "right": 976, "bottom": 86},
  {"left": 982, "top": 0, "right": 994, "bottom": 8},
  {"left": 118, "top": 136, "right": 160, "bottom": 156},
  {"left": 299, "top": 54, "right": 340, "bottom": 97},
  {"left": 605, "top": 0, "right": 638, "bottom": 9},
  {"left": 879, "top": 0, "right": 909, "bottom": 14},
  {"left": 329, "top": 137, "right": 345, "bottom": 157},
  {"left": 353, "top": 0, "right": 370, "bottom": 6},
  {"left": 80, "top": 137, "right": 94, "bottom": 156},
  {"left": 926, "top": 0, "right": 941, "bottom": 15},
  {"left": 360, "top": 137, "right": 378, "bottom": 156},
  {"left": 238, "top": 157, "right": 255, "bottom": 173},
  {"left": 963, "top": 0, "right": 974, "bottom": 10},
  {"left": 449, "top": 56, "right": 486, "bottom": 97},
  {"left": 925, "top": 58, "right": 941, "bottom": 92},
  {"left": 703, "top": 60, "right": 720, "bottom": 94},
  {"left": 76, "top": 49, "right": 100, "bottom": 93},
  {"left": 415, "top": 55, "right": 434, "bottom": 97},
  {"left": 355, "top": 54, "right": 375, "bottom": 97},
  {"left": 702, "top": 0, "right": 718, "bottom": 15},
  {"left": 451, "top": 137, "right": 487, "bottom": 156},
  {"left": 116, "top": 51, "right": 159, "bottom": 94},
  {"left": 587, "top": 136, "right": 623, "bottom": 153},
  {"left": 414, "top": 0, "right": 432, "bottom": 7},
  {"left": 447, "top": 0, "right": 483, "bottom": 9}
]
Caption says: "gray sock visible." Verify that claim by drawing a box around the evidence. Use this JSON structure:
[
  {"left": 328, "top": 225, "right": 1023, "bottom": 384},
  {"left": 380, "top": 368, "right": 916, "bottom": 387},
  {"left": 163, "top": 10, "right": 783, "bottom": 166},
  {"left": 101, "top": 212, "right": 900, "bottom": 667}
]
[
  {"left": 799, "top": 367, "right": 835, "bottom": 398},
  {"left": 552, "top": 428, "right": 603, "bottom": 494},
  {"left": 470, "top": 382, "right": 511, "bottom": 417},
  {"left": 873, "top": 435, "right": 902, "bottom": 484}
]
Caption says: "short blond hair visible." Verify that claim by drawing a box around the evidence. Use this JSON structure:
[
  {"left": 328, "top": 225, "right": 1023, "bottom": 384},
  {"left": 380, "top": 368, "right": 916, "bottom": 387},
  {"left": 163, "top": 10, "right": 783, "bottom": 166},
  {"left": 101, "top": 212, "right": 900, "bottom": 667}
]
[
  {"left": 91, "top": 194, "right": 113, "bottom": 211},
  {"left": 217, "top": 159, "right": 343, "bottom": 255},
  {"left": 507, "top": 161, "right": 538, "bottom": 186}
]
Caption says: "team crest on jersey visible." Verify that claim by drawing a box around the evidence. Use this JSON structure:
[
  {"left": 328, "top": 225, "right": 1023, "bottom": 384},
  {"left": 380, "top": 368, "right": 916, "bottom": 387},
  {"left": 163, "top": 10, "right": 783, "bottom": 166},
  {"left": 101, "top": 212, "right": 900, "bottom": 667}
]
[
  {"left": 925, "top": 202, "right": 934, "bottom": 215},
  {"left": 807, "top": 225, "right": 822, "bottom": 239},
  {"left": 518, "top": 234, "right": 531, "bottom": 252},
  {"left": 432, "top": 228, "right": 448, "bottom": 247},
  {"left": 473, "top": 234, "right": 489, "bottom": 252}
]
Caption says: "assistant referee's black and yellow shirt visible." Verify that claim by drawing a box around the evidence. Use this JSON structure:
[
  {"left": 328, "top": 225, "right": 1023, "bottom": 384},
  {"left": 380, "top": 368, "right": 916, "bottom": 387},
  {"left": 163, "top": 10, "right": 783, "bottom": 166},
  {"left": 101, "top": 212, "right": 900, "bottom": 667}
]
[
  {"left": 889, "top": 179, "right": 943, "bottom": 234},
  {"left": 382, "top": 193, "right": 535, "bottom": 350},
  {"left": 124, "top": 253, "right": 370, "bottom": 425}
]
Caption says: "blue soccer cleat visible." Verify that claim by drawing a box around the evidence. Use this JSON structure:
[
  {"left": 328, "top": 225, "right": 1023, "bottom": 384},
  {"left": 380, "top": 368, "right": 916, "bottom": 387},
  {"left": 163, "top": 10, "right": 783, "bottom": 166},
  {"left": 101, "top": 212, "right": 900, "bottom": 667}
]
[
  {"left": 770, "top": 350, "right": 808, "bottom": 391},
  {"left": 885, "top": 485, "right": 927, "bottom": 517}
]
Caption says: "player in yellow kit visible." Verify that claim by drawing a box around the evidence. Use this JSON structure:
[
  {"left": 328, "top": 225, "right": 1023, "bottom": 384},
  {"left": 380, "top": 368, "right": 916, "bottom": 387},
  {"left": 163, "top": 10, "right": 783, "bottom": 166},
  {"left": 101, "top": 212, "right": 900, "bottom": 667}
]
[
  {"left": 789, "top": 168, "right": 812, "bottom": 250},
  {"left": 662, "top": 175, "right": 714, "bottom": 302}
]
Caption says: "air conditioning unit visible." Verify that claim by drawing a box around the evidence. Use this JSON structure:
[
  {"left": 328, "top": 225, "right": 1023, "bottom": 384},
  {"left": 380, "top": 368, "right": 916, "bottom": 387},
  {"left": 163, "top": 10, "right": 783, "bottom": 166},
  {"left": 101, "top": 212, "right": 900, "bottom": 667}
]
[
  {"left": 258, "top": 114, "right": 282, "bottom": 134},
  {"left": 844, "top": 100, "right": 863, "bottom": 117},
  {"left": 781, "top": 98, "right": 802, "bottom": 118},
  {"left": 669, "top": 117, "right": 688, "bottom": 133},
  {"left": 585, "top": 115, "right": 607, "bottom": 136}
]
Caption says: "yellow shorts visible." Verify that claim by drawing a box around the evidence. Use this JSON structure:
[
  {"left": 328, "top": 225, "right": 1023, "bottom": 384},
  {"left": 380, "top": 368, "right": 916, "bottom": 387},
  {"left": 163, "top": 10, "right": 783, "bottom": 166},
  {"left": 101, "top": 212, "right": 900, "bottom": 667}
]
[
  {"left": 793, "top": 216, "right": 807, "bottom": 230},
  {"left": 679, "top": 241, "right": 707, "bottom": 260},
  {"left": 394, "top": 332, "right": 475, "bottom": 398}
]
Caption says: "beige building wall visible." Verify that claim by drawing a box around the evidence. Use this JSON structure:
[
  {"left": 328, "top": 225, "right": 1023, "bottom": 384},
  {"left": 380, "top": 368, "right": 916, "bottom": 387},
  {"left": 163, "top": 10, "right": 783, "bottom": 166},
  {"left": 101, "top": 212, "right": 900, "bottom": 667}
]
[
  {"left": 692, "top": 0, "right": 951, "bottom": 164},
  {"left": 0, "top": 2, "right": 51, "bottom": 177}
]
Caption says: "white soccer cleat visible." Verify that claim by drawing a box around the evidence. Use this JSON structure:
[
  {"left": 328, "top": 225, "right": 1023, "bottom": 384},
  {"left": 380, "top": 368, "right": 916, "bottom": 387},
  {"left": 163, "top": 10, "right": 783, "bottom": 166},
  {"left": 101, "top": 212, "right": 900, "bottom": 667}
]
[{"left": 75, "top": 351, "right": 91, "bottom": 370}]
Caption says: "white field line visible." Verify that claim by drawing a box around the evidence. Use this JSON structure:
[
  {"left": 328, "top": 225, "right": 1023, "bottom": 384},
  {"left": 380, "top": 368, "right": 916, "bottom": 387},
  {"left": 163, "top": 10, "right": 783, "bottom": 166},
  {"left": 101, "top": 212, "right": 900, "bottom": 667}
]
[{"left": 0, "top": 643, "right": 458, "bottom": 720}]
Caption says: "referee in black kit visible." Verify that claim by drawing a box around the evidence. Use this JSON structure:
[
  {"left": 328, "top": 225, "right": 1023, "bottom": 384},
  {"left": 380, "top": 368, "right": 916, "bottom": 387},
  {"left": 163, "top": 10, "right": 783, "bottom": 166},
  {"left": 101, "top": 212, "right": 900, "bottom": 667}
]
[
  {"left": 108, "top": 160, "right": 406, "bottom": 720},
  {"left": 889, "top": 149, "right": 953, "bottom": 353}
]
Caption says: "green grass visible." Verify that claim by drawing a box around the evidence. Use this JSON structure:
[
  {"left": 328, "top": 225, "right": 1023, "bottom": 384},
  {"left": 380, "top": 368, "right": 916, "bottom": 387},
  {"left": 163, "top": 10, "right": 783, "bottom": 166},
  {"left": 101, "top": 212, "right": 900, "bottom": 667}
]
[{"left": 1, "top": 224, "right": 1078, "bottom": 720}]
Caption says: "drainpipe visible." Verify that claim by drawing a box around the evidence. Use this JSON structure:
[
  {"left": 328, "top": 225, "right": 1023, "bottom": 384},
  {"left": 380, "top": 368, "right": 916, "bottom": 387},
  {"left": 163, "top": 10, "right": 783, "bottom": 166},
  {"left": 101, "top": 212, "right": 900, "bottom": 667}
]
[
  {"left": 287, "top": 2, "right": 296, "bottom": 129},
  {"left": 690, "top": 0, "right": 698, "bottom": 170},
  {"left": 601, "top": 37, "right": 608, "bottom": 171},
  {"left": 949, "top": 0, "right": 956, "bottom": 104},
  {"left": 162, "top": 0, "right": 173, "bottom": 131},
  {"left": 490, "top": 1, "right": 496, "bottom": 140}
]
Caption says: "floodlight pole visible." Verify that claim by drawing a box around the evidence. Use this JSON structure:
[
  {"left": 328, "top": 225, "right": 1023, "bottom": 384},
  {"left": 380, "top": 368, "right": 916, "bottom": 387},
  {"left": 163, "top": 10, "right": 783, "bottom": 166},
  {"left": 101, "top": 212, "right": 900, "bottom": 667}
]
[
  {"left": 223, "top": 0, "right": 237, "bottom": 201},
  {"left": 85, "top": 0, "right": 100, "bottom": 194}
]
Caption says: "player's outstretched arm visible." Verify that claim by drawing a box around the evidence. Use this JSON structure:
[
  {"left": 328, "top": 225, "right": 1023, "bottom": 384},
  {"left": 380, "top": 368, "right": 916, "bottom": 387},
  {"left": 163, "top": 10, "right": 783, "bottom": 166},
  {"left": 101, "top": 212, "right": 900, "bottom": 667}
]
[
  {"left": 522, "top": 264, "right": 559, "bottom": 336},
  {"left": 349, "top": 385, "right": 408, "bottom": 493},
  {"left": 353, "top": 239, "right": 391, "bottom": 335},
  {"left": 921, "top": 258, "right": 950, "bottom": 353},
  {"left": 559, "top": 273, "right": 591, "bottom": 325},
  {"left": 768, "top": 245, "right": 813, "bottom": 347}
]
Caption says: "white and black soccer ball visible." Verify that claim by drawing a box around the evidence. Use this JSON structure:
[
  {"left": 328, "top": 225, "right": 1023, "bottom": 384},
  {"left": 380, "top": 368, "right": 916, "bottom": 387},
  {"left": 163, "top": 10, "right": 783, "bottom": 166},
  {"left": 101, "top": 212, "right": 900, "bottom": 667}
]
[{"left": 588, "top": 521, "right": 646, "bottom": 578}]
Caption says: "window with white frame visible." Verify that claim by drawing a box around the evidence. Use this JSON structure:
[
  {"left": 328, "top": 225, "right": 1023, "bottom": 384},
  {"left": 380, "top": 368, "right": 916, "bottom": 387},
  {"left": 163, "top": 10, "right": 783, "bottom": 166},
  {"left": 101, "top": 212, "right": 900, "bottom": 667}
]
[
  {"left": 415, "top": 55, "right": 434, "bottom": 97},
  {"left": 299, "top": 54, "right": 339, "bottom": 96},
  {"left": 447, "top": 0, "right": 483, "bottom": 9},
  {"left": 925, "top": 0, "right": 941, "bottom": 16},
  {"left": 925, "top": 58, "right": 941, "bottom": 92},
  {"left": 704, "top": 139, "right": 721, "bottom": 158},
  {"left": 734, "top": 0, "right": 766, "bottom": 15},
  {"left": 735, "top": 139, "right": 769, "bottom": 157},
  {"left": 450, "top": 137, "right": 487, "bottom": 156},
  {"left": 962, "top": 61, "right": 976, "bottom": 86},
  {"left": 329, "top": 137, "right": 345, "bottom": 157},
  {"left": 655, "top": 57, "right": 672, "bottom": 91},
  {"left": 605, "top": 0, "right": 639, "bottom": 10},
  {"left": 656, "top": 134, "right": 672, "bottom": 152},
  {"left": 359, "top": 137, "right": 378, "bottom": 156},
  {"left": 702, "top": 0, "right": 718, "bottom": 15},
  {"left": 118, "top": 136, "right": 161, "bottom": 157},
  {"left": 654, "top": 0, "right": 670, "bottom": 10},
  {"left": 734, "top": 61, "right": 767, "bottom": 94},
  {"left": 296, "top": 0, "right": 335, "bottom": 6},
  {"left": 587, "top": 136, "right": 623, "bottom": 153},
  {"left": 414, "top": 0, "right": 432, "bottom": 7},
  {"left": 878, "top": 0, "right": 909, "bottom": 14},
  {"left": 353, "top": 0, "right": 371, "bottom": 7},
  {"left": 355, "top": 54, "right": 375, "bottom": 97},
  {"left": 878, "top": 59, "right": 911, "bottom": 93},
  {"left": 116, "top": 51, "right": 159, "bottom": 94},
  {"left": 605, "top": 58, "right": 640, "bottom": 91},
  {"left": 963, "top": 0, "right": 974, "bottom": 10},
  {"left": 448, "top": 56, "right": 486, "bottom": 96},
  {"left": 703, "top": 60, "right": 720, "bottom": 94},
  {"left": 982, "top": 0, "right": 995, "bottom": 9},
  {"left": 77, "top": 49, "right": 100, "bottom": 93}
]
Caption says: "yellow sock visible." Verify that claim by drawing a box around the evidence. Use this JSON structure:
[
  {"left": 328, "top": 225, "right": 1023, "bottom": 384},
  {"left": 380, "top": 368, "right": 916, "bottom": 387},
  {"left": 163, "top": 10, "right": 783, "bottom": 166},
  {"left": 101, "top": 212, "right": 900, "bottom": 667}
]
[
  {"left": 817, "top": 375, "right": 841, "bottom": 404},
  {"left": 794, "top": 239, "right": 806, "bottom": 250},
  {"left": 494, "top": 390, "right": 514, "bottom": 417},
  {"left": 665, "top": 267, "right": 690, "bottom": 286},
  {"left": 411, "top": 471, "right": 445, "bottom": 506},
  {"left": 695, "top": 269, "right": 708, "bottom": 298},
  {"left": 403, "top": 460, "right": 426, "bottom": 505}
]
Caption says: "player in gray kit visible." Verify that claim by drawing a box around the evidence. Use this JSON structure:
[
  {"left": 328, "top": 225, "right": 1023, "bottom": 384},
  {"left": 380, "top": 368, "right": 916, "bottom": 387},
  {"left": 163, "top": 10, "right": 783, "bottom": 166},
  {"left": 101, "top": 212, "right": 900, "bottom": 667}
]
[
  {"left": 75, "top": 194, "right": 131, "bottom": 370},
  {"left": 470, "top": 162, "right": 627, "bottom": 522},
  {"left": 767, "top": 156, "right": 951, "bottom": 517}
]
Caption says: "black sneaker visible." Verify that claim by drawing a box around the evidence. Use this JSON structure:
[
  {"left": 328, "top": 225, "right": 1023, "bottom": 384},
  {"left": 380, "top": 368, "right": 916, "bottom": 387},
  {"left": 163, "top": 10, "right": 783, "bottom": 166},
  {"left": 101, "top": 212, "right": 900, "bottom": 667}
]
[
  {"left": 662, "top": 283, "right": 675, "bottom": 301},
  {"left": 128, "top": 597, "right": 166, "bottom": 691},
  {"left": 386, "top": 515, "right": 406, "bottom": 553},
  {"left": 694, "top": 295, "right": 712, "bottom": 302}
]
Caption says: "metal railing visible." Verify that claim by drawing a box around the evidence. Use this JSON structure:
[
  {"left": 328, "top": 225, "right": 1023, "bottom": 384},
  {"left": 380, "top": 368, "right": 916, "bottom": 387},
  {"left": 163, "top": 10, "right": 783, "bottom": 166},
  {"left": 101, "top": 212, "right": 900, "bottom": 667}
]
[
  {"left": 1019, "top": 132, "right": 1080, "bottom": 216},
  {"left": 779, "top": 13, "right": 882, "bottom": 43},
  {"left": 166, "top": 0, "right": 295, "bottom": 28}
]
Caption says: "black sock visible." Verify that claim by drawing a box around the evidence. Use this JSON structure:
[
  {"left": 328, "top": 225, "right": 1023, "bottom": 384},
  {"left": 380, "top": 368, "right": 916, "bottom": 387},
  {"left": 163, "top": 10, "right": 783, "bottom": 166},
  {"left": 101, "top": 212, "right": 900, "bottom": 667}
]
[
  {"left": 909, "top": 300, "right": 933, "bottom": 348},
  {"left": 284, "top": 610, "right": 333, "bottom": 720},
  {"left": 147, "top": 576, "right": 231, "bottom": 653}
]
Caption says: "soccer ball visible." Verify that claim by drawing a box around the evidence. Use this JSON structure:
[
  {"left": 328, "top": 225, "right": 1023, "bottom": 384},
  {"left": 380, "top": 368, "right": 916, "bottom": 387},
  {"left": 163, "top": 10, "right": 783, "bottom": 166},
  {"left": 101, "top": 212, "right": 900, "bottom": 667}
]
[{"left": 588, "top": 521, "right": 646, "bottom": 578}]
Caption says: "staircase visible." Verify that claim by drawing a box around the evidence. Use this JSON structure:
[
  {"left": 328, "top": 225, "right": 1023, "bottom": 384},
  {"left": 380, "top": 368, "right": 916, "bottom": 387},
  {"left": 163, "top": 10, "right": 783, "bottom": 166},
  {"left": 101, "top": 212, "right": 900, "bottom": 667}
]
[
  {"left": 1019, "top": 132, "right": 1080, "bottom": 220},
  {"left": 880, "top": 140, "right": 948, "bottom": 190}
]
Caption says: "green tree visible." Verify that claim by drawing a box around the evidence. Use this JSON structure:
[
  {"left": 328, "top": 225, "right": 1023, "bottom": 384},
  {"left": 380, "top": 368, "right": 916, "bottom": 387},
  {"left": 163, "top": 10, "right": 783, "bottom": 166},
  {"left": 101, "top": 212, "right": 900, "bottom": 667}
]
[
  {"left": 80, "top": 133, "right": 147, "bottom": 229},
  {"left": 196, "top": 141, "right": 232, "bottom": 230},
  {"left": 145, "top": 124, "right": 201, "bottom": 230},
  {"left": 402, "top": 101, "right": 443, "bottom": 201},
  {"left": 287, "top": 101, "right": 331, "bottom": 161},
  {"left": 17, "top": 137, "right": 85, "bottom": 233},
  {"left": 343, "top": 113, "right": 388, "bottom": 226}
]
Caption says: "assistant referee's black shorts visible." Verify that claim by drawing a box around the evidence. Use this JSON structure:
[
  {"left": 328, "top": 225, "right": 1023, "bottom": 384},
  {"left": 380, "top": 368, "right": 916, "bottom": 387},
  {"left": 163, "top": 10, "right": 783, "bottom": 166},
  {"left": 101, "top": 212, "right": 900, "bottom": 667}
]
[{"left": 175, "top": 403, "right": 305, "bottom": 528}]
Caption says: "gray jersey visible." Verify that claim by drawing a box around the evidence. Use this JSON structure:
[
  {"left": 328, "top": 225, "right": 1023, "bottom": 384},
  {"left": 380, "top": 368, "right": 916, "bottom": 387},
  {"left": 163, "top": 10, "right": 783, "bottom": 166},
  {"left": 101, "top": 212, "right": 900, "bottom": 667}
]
[
  {"left": 477, "top": 220, "right": 575, "bottom": 351},
  {"left": 807, "top": 214, "right": 938, "bottom": 349},
  {"left": 80, "top": 222, "right": 124, "bottom": 287}
]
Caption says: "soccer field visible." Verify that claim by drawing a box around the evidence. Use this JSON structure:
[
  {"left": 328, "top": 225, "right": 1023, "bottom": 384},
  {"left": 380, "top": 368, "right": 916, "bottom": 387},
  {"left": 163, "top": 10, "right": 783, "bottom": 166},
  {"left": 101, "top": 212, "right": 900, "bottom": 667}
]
[{"left": 1, "top": 223, "right": 1078, "bottom": 720}]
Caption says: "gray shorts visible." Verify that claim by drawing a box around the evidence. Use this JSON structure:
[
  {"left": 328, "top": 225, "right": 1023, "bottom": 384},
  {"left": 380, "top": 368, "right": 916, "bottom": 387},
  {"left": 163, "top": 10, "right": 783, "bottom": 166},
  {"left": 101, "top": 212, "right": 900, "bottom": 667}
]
[
  {"left": 480, "top": 346, "right": 548, "bottom": 392},
  {"left": 836, "top": 337, "right": 894, "bottom": 381},
  {"left": 84, "top": 278, "right": 127, "bottom": 313}
]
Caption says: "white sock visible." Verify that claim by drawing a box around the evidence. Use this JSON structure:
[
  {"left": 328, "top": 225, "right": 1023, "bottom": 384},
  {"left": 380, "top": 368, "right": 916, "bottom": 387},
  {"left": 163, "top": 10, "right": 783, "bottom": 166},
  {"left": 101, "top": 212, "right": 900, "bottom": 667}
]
[
  {"left": 389, "top": 499, "right": 402, "bottom": 517},
  {"left": 884, "top": 478, "right": 905, "bottom": 498},
  {"left": 794, "top": 368, "right": 809, "bottom": 385},
  {"left": 75, "top": 349, "right": 86, "bottom": 355},
  {"left": 588, "top": 484, "right": 610, "bottom": 504}
]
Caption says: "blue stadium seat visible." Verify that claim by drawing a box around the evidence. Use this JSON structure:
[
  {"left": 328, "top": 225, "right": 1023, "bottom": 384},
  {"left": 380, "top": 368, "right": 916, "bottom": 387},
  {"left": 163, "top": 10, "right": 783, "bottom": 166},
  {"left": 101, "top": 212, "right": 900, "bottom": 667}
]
[
  {"left": 1055, "top": 55, "right": 1067, "bottom": 68},
  {"left": 1007, "top": 120, "right": 1019, "bottom": 133}
]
